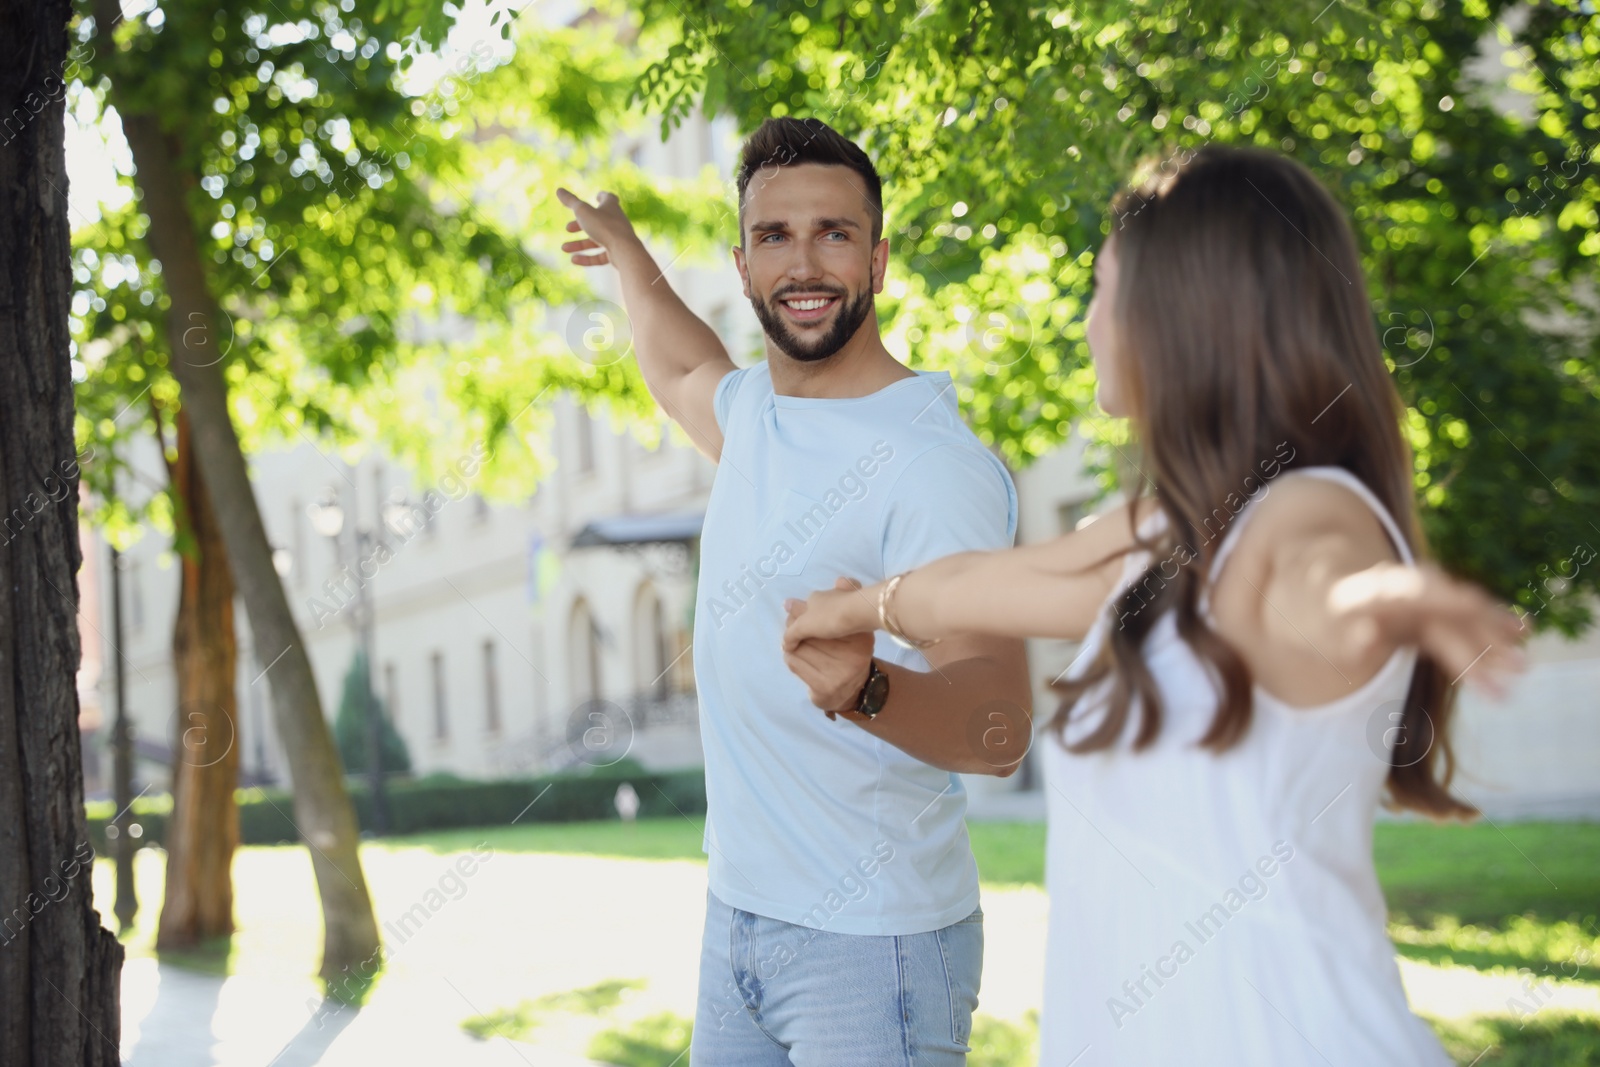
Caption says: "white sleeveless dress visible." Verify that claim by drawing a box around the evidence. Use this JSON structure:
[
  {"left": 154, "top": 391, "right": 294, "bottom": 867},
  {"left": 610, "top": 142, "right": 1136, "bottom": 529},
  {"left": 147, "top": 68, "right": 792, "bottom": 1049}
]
[{"left": 1037, "top": 466, "right": 1452, "bottom": 1066}]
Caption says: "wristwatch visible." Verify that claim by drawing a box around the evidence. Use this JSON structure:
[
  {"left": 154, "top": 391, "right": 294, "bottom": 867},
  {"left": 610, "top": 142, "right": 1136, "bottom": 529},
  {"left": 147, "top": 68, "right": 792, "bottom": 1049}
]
[{"left": 852, "top": 659, "right": 890, "bottom": 719}]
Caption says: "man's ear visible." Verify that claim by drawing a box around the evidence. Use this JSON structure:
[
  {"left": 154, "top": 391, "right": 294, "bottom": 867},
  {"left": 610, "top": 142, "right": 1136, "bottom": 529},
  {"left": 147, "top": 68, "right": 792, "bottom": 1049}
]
[
  {"left": 733, "top": 244, "right": 752, "bottom": 299},
  {"left": 871, "top": 235, "right": 889, "bottom": 294}
]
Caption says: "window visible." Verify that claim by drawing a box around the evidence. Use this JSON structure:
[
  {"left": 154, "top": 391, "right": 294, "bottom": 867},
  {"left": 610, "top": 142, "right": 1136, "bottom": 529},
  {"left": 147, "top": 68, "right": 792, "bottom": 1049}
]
[
  {"left": 430, "top": 652, "right": 448, "bottom": 741},
  {"left": 569, "top": 598, "right": 601, "bottom": 705},
  {"left": 372, "top": 466, "right": 387, "bottom": 549},
  {"left": 634, "top": 585, "right": 670, "bottom": 699},
  {"left": 290, "top": 498, "right": 305, "bottom": 585},
  {"left": 575, "top": 405, "right": 595, "bottom": 475},
  {"left": 482, "top": 640, "right": 500, "bottom": 734}
]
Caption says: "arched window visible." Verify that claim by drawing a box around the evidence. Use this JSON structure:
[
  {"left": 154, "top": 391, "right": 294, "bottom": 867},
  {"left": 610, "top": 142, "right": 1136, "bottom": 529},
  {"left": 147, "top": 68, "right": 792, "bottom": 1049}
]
[
  {"left": 568, "top": 597, "right": 601, "bottom": 707},
  {"left": 633, "top": 584, "right": 669, "bottom": 699}
]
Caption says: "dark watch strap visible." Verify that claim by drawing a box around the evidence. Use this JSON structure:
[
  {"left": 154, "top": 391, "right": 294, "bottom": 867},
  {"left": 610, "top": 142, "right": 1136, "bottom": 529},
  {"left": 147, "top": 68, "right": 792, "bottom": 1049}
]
[{"left": 853, "top": 659, "right": 889, "bottom": 718}]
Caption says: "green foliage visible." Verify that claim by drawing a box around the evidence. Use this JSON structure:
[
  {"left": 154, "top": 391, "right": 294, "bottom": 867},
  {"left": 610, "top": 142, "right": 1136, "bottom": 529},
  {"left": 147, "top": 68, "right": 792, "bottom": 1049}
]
[
  {"left": 67, "top": 0, "right": 719, "bottom": 532},
  {"left": 623, "top": 0, "right": 1600, "bottom": 632},
  {"left": 67, "top": 0, "right": 1600, "bottom": 634},
  {"left": 82, "top": 766, "right": 706, "bottom": 848},
  {"left": 332, "top": 646, "right": 412, "bottom": 776}
]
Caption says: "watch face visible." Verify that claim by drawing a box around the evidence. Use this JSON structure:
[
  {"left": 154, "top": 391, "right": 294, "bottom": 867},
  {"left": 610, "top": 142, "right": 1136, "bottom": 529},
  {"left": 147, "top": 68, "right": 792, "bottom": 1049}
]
[{"left": 860, "top": 666, "right": 890, "bottom": 716}]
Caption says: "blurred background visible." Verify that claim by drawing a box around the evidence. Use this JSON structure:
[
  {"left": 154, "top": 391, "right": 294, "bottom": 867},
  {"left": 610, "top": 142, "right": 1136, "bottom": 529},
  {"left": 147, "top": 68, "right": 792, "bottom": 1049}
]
[{"left": 49, "top": 0, "right": 1600, "bottom": 1063}]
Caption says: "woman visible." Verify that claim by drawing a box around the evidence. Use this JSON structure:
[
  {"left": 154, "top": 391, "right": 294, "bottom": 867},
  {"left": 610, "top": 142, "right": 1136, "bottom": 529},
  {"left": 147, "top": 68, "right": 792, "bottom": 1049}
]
[{"left": 780, "top": 146, "right": 1523, "bottom": 1065}]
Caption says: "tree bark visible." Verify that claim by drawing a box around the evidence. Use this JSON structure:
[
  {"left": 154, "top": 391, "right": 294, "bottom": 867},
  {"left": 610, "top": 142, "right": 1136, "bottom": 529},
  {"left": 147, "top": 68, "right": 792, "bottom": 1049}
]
[
  {"left": 0, "top": 0, "right": 125, "bottom": 1062},
  {"left": 93, "top": 1, "right": 379, "bottom": 984},
  {"left": 156, "top": 409, "right": 239, "bottom": 949}
]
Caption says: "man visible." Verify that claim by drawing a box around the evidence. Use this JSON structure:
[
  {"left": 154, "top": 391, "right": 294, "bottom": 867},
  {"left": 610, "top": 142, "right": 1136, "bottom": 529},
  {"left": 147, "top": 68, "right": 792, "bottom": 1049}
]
[{"left": 556, "top": 115, "right": 1032, "bottom": 1066}]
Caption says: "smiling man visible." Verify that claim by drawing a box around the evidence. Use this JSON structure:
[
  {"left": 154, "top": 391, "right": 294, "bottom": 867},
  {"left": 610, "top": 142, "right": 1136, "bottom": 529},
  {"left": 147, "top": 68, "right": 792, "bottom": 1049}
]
[{"left": 556, "top": 116, "right": 1031, "bottom": 1066}]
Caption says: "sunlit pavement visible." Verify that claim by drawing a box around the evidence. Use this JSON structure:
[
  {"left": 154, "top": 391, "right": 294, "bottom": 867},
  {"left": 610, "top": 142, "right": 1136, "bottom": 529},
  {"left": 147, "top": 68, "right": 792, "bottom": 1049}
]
[
  {"left": 107, "top": 844, "right": 1593, "bottom": 1065},
  {"left": 119, "top": 957, "right": 609, "bottom": 1066}
]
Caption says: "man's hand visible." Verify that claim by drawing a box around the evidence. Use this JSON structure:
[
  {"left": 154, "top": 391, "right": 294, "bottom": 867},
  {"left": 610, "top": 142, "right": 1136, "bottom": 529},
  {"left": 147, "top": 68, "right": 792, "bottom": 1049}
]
[
  {"left": 783, "top": 578, "right": 877, "bottom": 718},
  {"left": 553, "top": 184, "right": 735, "bottom": 462},
  {"left": 556, "top": 187, "right": 643, "bottom": 268}
]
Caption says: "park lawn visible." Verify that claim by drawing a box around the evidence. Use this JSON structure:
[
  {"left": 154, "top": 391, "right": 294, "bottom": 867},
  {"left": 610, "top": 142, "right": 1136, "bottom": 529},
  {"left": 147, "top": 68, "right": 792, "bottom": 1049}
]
[
  {"left": 395, "top": 817, "right": 1600, "bottom": 978},
  {"left": 99, "top": 817, "right": 1599, "bottom": 1066},
  {"left": 392, "top": 815, "right": 1051, "bottom": 885},
  {"left": 419, "top": 817, "right": 1600, "bottom": 1066}
]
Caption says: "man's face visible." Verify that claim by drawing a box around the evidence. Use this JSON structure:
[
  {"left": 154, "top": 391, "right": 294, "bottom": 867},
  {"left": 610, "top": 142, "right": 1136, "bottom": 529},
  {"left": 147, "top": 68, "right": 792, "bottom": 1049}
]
[{"left": 735, "top": 163, "right": 886, "bottom": 363}]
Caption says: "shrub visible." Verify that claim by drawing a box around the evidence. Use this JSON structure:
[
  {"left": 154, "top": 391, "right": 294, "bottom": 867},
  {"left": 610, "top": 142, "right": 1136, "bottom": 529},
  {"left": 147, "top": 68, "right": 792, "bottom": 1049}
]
[
  {"left": 83, "top": 766, "right": 706, "bottom": 852},
  {"left": 333, "top": 648, "right": 412, "bottom": 776}
]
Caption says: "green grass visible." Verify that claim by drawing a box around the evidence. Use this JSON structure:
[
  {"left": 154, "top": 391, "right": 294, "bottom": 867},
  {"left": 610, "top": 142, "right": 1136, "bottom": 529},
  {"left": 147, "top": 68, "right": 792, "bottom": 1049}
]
[
  {"left": 463, "top": 978, "right": 645, "bottom": 1040},
  {"left": 564, "top": 1009, "right": 1600, "bottom": 1067},
  {"left": 586, "top": 1012, "right": 692, "bottom": 1067},
  {"left": 510, "top": 1009, "right": 1038, "bottom": 1067},
  {"left": 421, "top": 817, "right": 1598, "bottom": 1066},
  {"left": 1431, "top": 1012, "right": 1600, "bottom": 1066},
  {"left": 969, "top": 1011, "right": 1039, "bottom": 1066},
  {"left": 1374, "top": 821, "right": 1599, "bottom": 930},
  {"left": 1373, "top": 820, "right": 1600, "bottom": 981},
  {"left": 388, "top": 816, "right": 1048, "bottom": 888},
  {"left": 389, "top": 817, "right": 709, "bottom": 862},
  {"left": 102, "top": 814, "right": 1596, "bottom": 1064},
  {"left": 966, "top": 822, "right": 1047, "bottom": 888},
  {"left": 391, "top": 818, "right": 1600, "bottom": 979}
]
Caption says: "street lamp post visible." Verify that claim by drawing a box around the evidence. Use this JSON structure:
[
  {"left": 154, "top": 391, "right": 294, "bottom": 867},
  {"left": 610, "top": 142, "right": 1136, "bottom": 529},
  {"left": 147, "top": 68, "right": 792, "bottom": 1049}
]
[
  {"left": 310, "top": 486, "right": 390, "bottom": 836},
  {"left": 107, "top": 543, "right": 137, "bottom": 933}
]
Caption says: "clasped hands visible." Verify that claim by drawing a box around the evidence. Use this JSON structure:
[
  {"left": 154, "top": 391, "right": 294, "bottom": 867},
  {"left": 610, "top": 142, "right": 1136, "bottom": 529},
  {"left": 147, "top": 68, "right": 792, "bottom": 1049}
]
[{"left": 782, "top": 577, "right": 880, "bottom": 720}]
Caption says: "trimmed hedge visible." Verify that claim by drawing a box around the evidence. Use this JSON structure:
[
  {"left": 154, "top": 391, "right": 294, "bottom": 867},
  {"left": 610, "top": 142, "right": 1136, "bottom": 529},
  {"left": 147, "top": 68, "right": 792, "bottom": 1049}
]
[{"left": 83, "top": 765, "right": 706, "bottom": 854}]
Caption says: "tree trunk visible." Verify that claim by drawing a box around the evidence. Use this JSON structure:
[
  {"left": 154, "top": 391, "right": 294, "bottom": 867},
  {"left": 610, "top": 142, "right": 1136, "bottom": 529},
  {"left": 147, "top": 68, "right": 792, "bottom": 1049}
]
[
  {"left": 93, "top": 1, "right": 379, "bottom": 986},
  {"left": 156, "top": 410, "right": 239, "bottom": 949},
  {"left": 0, "top": 1, "right": 125, "bottom": 1062}
]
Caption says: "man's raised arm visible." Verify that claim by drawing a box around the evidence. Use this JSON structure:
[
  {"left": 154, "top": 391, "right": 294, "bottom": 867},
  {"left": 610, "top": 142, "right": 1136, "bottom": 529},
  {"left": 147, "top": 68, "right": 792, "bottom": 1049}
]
[{"left": 556, "top": 187, "right": 738, "bottom": 461}]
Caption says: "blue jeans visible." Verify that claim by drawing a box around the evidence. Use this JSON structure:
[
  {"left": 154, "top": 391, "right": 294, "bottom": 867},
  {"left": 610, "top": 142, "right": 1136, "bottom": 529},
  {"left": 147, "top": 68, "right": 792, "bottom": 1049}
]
[{"left": 690, "top": 887, "right": 984, "bottom": 1066}]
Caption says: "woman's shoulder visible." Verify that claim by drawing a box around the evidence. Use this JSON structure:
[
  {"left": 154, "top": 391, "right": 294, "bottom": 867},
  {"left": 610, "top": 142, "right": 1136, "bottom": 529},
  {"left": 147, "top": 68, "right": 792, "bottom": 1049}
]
[
  {"left": 1207, "top": 470, "right": 1406, "bottom": 706},
  {"left": 1234, "top": 471, "right": 1399, "bottom": 566}
]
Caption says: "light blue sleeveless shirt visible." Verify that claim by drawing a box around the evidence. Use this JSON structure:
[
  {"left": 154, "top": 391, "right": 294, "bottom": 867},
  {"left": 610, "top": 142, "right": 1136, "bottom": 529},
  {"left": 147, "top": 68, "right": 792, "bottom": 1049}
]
[{"left": 695, "top": 360, "right": 1018, "bottom": 935}]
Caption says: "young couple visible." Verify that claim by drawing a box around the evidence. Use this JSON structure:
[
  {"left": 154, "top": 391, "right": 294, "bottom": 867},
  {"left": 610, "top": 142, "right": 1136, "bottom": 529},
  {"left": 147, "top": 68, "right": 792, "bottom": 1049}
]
[{"left": 557, "top": 117, "right": 1522, "bottom": 1066}]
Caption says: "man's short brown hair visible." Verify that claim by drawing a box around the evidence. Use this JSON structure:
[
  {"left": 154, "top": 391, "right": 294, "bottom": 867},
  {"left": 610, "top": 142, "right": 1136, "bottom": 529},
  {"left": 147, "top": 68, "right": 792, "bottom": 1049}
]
[{"left": 735, "top": 117, "right": 884, "bottom": 246}]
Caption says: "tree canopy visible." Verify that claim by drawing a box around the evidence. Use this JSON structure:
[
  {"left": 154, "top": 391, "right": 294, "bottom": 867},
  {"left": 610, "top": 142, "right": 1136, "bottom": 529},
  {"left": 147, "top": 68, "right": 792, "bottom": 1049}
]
[
  {"left": 70, "top": 0, "right": 1599, "bottom": 635},
  {"left": 69, "top": 0, "right": 724, "bottom": 531},
  {"left": 626, "top": 0, "right": 1600, "bottom": 633}
]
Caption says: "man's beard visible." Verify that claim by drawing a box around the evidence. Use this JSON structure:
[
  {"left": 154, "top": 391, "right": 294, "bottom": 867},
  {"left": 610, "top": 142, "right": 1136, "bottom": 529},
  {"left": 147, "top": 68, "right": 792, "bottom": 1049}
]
[{"left": 750, "top": 285, "right": 874, "bottom": 363}]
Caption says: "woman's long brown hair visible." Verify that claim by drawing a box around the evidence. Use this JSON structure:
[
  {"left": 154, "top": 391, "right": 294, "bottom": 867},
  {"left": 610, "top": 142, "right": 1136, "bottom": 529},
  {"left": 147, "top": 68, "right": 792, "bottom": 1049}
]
[{"left": 1048, "top": 146, "right": 1474, "bottom": 819}]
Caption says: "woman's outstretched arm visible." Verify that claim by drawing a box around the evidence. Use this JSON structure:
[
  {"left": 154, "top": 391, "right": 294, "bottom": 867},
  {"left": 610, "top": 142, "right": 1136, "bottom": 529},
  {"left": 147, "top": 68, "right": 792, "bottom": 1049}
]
[{"left": 782, "top": 499, "right": 1154, "bottom": 649}]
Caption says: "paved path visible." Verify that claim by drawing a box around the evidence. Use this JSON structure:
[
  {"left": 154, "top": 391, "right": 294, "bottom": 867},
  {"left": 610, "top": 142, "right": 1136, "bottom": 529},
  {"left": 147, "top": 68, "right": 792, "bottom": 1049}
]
[
  {"left": 114, "top": 848, "right": 1045, "bottom": 1066},
  {"left": 120, "top": 957, "right": 612, "bottom": 1067}
]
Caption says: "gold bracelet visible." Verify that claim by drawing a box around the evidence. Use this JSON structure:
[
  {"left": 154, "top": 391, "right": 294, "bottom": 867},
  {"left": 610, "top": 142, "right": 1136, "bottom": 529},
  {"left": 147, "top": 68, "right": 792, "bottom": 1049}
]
[
  {"left": 879, "top": 571, "right": 941, "bottom": 650},
  {"left": 876, "top": 573, "right": 900, "bottom": 635}
]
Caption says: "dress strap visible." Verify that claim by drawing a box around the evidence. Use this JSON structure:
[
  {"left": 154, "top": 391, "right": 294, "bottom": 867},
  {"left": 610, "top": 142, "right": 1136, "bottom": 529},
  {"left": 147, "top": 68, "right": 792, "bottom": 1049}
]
[
  {"left": 1271, "top": 466, "right": 1416, "bottom": 566},
  {"left": 1202, "top": 465, "right": 1415, "bottom": 606}
]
